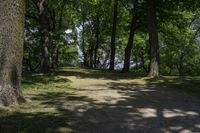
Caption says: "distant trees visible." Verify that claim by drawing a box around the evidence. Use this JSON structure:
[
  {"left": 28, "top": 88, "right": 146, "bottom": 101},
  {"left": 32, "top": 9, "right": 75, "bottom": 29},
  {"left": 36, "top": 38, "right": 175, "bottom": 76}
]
[
  {"left": 23, "top": 0, "right": 200, "bottom": 76},
  {"left": 0, "top": 0, "right": 26, "bottom": 105}
]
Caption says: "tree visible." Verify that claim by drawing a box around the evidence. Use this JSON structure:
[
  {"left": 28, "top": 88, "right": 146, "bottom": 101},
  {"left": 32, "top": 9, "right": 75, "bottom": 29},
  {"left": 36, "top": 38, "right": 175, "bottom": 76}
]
[
  {"left": 94, "top": 11, "right": 100, "bottom": 68},
  {"left": 147, "top": 0, "right": 160, "bottom": 77},
  {"left": 122, "top": 0, "right": 139, "bottom": 73},
  {"left": 0, "top": 0, "right": 26, "bottom": 105},
  {"left": 37, "top": 0, "right": 51, "bottom": 73},
  {"left": 109, "top": 0, "right": 118, "bottom": 70}
]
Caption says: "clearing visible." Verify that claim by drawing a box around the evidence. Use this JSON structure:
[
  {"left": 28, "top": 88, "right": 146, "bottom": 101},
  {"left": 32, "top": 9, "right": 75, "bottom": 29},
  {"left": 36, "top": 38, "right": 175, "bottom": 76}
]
[{"left": 0, "top": 68, "right": 200, "bottom": 133}]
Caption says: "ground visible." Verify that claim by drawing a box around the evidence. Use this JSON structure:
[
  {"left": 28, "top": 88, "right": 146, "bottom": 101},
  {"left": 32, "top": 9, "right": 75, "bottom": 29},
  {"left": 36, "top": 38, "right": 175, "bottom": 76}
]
[{"left": 0, "top": 68, "right": 200, "bottom": 133}]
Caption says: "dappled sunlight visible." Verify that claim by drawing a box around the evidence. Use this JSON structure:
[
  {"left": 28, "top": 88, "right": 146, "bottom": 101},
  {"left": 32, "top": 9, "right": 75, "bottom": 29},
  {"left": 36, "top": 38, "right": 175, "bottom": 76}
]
[
  {"left": 1, "top": 68, "right": 200, "bottom": 133},
  {"left": 163, "top": 109, "right": 199, "bottom": 118},
  {"left": 137, "top": 108, "right": 157, "bottom": 118}
]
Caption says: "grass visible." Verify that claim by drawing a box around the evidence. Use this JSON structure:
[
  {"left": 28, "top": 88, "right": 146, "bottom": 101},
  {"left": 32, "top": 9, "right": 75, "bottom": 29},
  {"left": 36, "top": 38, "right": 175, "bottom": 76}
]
[
  {"left": 145, "top": 76, "right": 200, "bottom": 93},
  {"left": 0, "top": 68, "right": 200, "bottom": 133},
  {"left": 0, "top": 71, "right": 75, "bottom": 133}
]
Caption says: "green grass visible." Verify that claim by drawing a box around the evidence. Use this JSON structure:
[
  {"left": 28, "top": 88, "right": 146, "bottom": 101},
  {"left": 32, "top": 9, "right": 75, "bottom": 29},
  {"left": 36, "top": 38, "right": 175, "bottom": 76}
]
[
  {"left": 0, "top": 71, "right": 75, "bottom": 133},
  {"left": 145, "top": 76, "right": 200, "bottom": 93}
]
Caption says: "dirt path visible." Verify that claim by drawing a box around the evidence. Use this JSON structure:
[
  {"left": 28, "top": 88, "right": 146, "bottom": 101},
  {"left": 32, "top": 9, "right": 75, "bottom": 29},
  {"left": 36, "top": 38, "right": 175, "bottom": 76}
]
[{"left": 63, "top": 69, "right": 200, "bottom": 133}]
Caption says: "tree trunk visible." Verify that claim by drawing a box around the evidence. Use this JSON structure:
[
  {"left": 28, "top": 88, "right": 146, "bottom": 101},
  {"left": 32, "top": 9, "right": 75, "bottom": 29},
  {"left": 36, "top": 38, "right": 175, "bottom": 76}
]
[
  {"left": 139, "top": 52, "right": 149, "bottom": 73},
  {"left": 38, "top": 0, "right": 51, "bottom": 73},
  {"left": 28, "top": 48, "right": 34, "bottom": 71},
  {"left": 94, "top": 14, "right": 100, "bottom": 69},
  {"left": 122, "top": 14, "right": 136, "bottom": 73},
  {"left": 0, "top": 0, "right": 26, "bottom": 106},
  {"left": 55, "top": 47, "right": 59, "bottom": 67},
  {"left": 81, "top": 18, "right": 88, "bottom": 67},
  {"left": 89, "top": 45, "right": 94, "bottom": 69},
  {"left": 147, "top": 0, "right": 160, "bottom": 77},
  {"left": 109, "top": 0, "right": 118, "bottom": 70}
]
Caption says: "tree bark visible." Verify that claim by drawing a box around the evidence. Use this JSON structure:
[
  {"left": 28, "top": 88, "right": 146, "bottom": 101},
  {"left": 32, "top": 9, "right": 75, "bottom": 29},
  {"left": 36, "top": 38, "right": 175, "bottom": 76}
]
[
  {"left": 147, "top": 0, "right": 160, "bottom": 77},
  {"left": 89, "top": 45, "right": 94, "bottom": 69},
  {"left": 38, "top": 0, "right": 51, "bottom": 73},
  {"left": 109, "top": 0, "right": 118, "bottom": 70},
  {"left": 81, "top": 17, "right": 88, "bottom": 67},
  {"left": 0, "top": 0, "right": 26, "bottom": 106},
  {"left": 122, "top": 14, "right": 136, "bottom": 73},
  {"left": 28, "top": 48, "right": 34, "bottom": 71},
  {"left": 94, "top": 13, "right": 100, "bottom": 69}
]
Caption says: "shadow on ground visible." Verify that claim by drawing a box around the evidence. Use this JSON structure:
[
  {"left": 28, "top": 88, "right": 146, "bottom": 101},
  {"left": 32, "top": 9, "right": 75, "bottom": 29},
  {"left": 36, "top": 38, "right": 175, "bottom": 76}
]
[
  {"left": 54, "top": 68, "right": 145, "bottom": 80},
  {"left": 0, "top": 68, "right": 200, "bottom": 133}
]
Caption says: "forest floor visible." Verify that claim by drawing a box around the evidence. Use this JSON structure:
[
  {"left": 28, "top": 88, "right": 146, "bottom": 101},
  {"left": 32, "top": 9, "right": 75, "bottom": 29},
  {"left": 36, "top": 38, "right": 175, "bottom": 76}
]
[{"left": 0, "top": 68, "right": 200, "bottom": 133}]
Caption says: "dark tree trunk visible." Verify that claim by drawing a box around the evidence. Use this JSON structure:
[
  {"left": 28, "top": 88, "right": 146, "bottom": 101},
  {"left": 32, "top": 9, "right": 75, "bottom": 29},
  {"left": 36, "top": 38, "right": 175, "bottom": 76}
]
[
  {"left": 109, "top": 0, "right": 118, "bottom": 70},
  {"left": 38, "top": 0, "right": 51, "bottom": 73},
  {"left": 135, "top": 56, "right": 138, "bottom": 71},
  {"left": 81, "top": 18, "right": 88, "bottom": 67},
  {"left": 122, "top": 14, "right": 136, "bottom": 73},
  {"left": 55, "top": 47, "right": 59, "bottom": 67},
  {"left": 28, "top": 48, "right": 34, "bottom": 71},
  {"left": 94, "top": 14, "right": 100, "bottom": 69},
  {"left": 176, "top": 53, "right": 184, "bottom": 76},
  {"left": 89, "top": 45, "right": 94, "bottom": 69},
  {"left": 147, "top": 0, "right": 160, "bottom": 77},
  {"left": 0, "top": 0, "right": 26, "bottom": 106}
]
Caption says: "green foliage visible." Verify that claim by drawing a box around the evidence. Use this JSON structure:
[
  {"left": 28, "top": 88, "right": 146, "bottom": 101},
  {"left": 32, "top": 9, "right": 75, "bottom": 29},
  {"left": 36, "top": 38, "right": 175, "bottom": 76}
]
[{"left": 24, "top": 0, "right": 200, "bottom": 75}]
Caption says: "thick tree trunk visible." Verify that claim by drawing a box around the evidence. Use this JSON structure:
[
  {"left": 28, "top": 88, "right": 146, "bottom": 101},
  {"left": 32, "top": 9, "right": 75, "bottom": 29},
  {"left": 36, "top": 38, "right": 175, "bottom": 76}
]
[
  {"left": 147, "top": 0, "right": 160, "bottom": 77},
  {"left": 122, "top": 14, "right": 136, "bottom": 73},
  {"left": 94, "top": 14, "right": 100, "bottom": 69},
  {"left": 109, "top": 0, "right": 118, "bottom": 70},
  {"left": 38, "top": 0, "right": 51, "bottom": 73},
  {"left": 0, "top": 0, "right": 26, "bottom": 106}
]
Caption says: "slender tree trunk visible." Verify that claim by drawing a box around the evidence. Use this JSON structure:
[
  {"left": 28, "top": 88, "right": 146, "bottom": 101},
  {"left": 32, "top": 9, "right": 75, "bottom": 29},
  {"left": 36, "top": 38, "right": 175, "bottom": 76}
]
[
  {"left": 49, "top": 8, "right": 57, "bottom": 69},
  {"left": 38, "top": 0, "right": 51, "bottom": 73},
  {"left": 147, "top": 0, "right": 160, "bottom": 77},
  {"left": 135, "top": 56, "right": 138, "bottom": 71},
  {"left": 122, "top": 14, "right": 136, "bottom": 72},
  {"left": 54, "top": 47, "right": 59, "bottom": 67},
  {"left": 89, "top": 45, "right": 94, "bottom": 69},
  {"left": 0, "top": 0, "right": 26, "bottom": 106},
  {"left": 81, "top": 18, "right": 88, "bottom": 67},
  {"left": 28, "top": 48, "right": 33, "bottom": 71},
  {"left": 109, "top": 0, "right": 118, "bottom": 70},
  {"left": 94, "top": 14, "right": 100, "bottom": 69}
]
